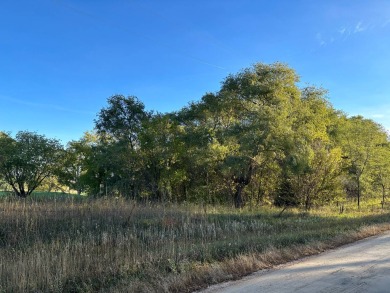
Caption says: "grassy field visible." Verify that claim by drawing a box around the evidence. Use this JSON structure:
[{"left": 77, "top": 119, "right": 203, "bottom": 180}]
[{"left": 0, "top": 195, "right": 389, "bottom": 292}]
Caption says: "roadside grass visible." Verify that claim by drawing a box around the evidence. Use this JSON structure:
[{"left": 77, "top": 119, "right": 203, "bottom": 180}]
[{"left": 0, "top": 196, "right": 389, "bottom": 292}]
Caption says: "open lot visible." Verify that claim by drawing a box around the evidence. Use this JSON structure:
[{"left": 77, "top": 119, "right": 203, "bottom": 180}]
[{"left": 0, "top": 195, "right": 389, "bottom": 292}]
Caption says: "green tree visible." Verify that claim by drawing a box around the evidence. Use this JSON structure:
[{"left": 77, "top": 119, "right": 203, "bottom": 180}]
[
  {"left": 340, "top": 116, "right": 388, "bottom": 207},
  {"left": 175, "top": 97, "right": 236, "bottom": 204},
  {"left": 70, "top": 132, "right": 124, "bottom": 196},
  {"left": 281, "top": 87, "right": 343, "bottom": 209},
  {"left": 0, "top": 131, "right": 62, "bottom": 197},
  {"left": 95, "top": 95, "right": 150, "bottom": 149},
  {"left": 55, "top": 137, "right": 93, "bottom": 195},
  {"left": 219, "top": 63, "right": 301, "bottom": 208},
  {"left": 94, "top": 95, "right": 152, "bottom": 197},
  {"left": 369, "top": 142, "right": 390, "bottom": 208},
  {"left": 177, "top": 63, "right": 301, "bottom": 207},
  {"left": 139, "top": 113, "right": 188, "bottom": 201}
]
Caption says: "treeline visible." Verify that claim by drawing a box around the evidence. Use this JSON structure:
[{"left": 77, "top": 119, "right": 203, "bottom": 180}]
[{"left": 0, "top": 63, "right": 389, "bottom": 209}]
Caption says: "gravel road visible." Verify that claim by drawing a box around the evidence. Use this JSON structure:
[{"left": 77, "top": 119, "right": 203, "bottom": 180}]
[{"left": 202, "top": 231, "right": 390, "bottom": 293}]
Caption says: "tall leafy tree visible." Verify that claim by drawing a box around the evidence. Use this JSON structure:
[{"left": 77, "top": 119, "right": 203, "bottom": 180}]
[
  {"left": 282, "top": 87, "right": 343, "bottom": 209},
  {"left": 340, "top": 116, "right": 388, "bottom": 207},
  {"left": 177, "top": 63, "right": 302, "bottom": 207},
  {"left": 95, "top": 95, "right": 150, "bottom": 149},
  {"left": 218, "top": 63, "right": 301, "bottom": 207},
  {"left": 369, "top": 141, "right": 390, "bottom": 208},
  {"left": 74, "top": 132, "right": 129, "bottom": 196},
  {"left": 139, "top": 113, "right": 188, "bottom": 201},
  {"left": 94, "top": 95, "right": 152, "bottom": 198},
  {"left": 55, "top": 136, "right": 94, "bottom": 195},
  {"left": 175, "top": 100, "right": 233, "bottom": 204},
  {"left": 0, "top": 131, "right": 62, "bottom": 197}
]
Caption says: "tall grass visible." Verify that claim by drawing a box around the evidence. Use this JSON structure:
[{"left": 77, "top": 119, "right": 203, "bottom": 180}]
[{"left": 0, "top": 196, "right": 389, "bottom": 292}]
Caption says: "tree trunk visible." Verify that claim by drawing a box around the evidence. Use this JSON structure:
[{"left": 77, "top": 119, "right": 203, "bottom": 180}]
[
  {"left": 16, "top": 190, "right": 27, "bottom": 198},
  {"left": 234, "top": 183, "right": 245, "bottom": 208},
  {"left": 357, "top": 176, "right": 360, "bottom": 209},
  {"left": 233, "top": 164, "right": 253, "bottom": 208},
  {"left": 11, "top": 184, "right": 27, "bottom": 198},
  {"left": 382, "top": 184, "right": 386, "bottom": 209},
  {"left": 304, "top": 193, "right": 311, "bottom": 210}
]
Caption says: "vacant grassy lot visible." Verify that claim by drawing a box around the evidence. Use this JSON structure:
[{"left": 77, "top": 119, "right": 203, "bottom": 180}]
[{"left": 0, "top": 195, "right": 389, "bottom": 292}]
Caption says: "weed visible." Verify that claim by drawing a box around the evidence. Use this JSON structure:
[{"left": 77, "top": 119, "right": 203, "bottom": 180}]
[{"left": 0, "top": 196, "right": 388, "bottom": 292}]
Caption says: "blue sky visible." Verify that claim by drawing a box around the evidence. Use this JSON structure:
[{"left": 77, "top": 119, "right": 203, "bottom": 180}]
[{"left": 1, "top": 0, "right": 390, "bottom": 144}]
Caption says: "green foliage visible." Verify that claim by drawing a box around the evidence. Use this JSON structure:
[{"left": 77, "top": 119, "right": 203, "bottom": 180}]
[
  {"left": 0, "top": 131, "right": 62, "bottom": 197},
  {"left": 339, "top": 116, "right": 389, "bottom": 207},
  {"left": 78, "top": 62, "right": 389, "bottom": 208},
  {"left": 2, "top": 62, "right": 390, "bottom": 208},
  {"left": 368, "top": 141, "right": 390, "bottom": 208},
  {"left": 95, "top": 95, "right": 150, "bottom": 148},
  {"left": 55, "top": 136, "right": 94, "bottom": 195}
]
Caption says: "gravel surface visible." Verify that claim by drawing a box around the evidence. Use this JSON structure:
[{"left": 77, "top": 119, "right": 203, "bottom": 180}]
[{"left": 201, "top": 231, "right": 390, "bottom": 293}]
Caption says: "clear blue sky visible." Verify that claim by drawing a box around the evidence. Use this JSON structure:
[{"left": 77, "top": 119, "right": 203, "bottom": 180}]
[{"left": 1, "top": 0, "right": 390, "bottom": 144}]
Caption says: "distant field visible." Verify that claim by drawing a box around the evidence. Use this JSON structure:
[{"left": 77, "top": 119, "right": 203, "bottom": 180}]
[
  {"left": 0, "top": 196, "right": 389, "bottom": 292},
  {"left": 0, "top": 190, "right": 84, "bottom": 199}
]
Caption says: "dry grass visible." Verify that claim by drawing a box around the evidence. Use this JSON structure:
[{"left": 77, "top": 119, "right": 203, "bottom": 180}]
[{"left": 0, "top": 195, "right": 389, "bottom": 292}]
